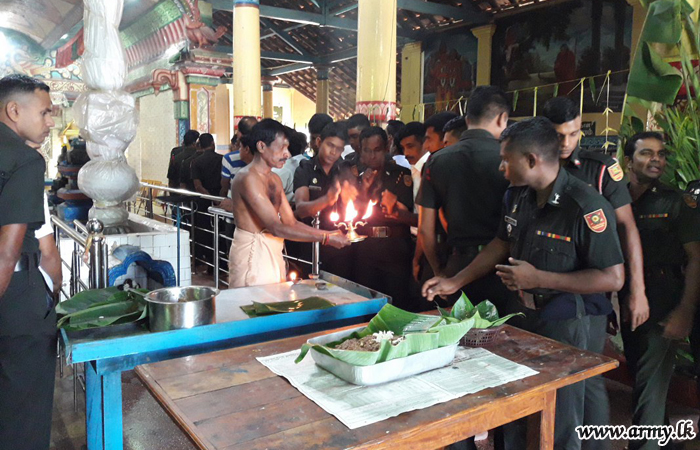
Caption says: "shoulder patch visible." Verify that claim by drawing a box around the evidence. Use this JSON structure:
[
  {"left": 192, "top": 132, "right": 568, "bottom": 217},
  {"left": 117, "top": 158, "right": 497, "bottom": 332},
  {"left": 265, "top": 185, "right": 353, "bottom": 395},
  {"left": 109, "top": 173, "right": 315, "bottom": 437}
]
[
  {"left": 584, "top": 208, "right": 608, "bottom": 233},
  {"left": 404, "top": 174, "right": 412, "bottom": 187},
  {"left": 683, "top": 193, "right": 698, "bottom": 209},
  {"left": 607, "top": 162, "right": 624, "bottom": 182}
]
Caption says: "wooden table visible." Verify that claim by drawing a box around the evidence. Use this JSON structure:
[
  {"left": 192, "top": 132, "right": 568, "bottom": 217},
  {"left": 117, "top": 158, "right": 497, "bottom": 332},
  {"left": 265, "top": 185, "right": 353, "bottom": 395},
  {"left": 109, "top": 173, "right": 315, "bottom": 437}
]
[
  {"left": 62, "top": 274, "right": 387, "bottom": 450},
  {"left": 136, "top": 324, "right": 618, "bottom": 450}
]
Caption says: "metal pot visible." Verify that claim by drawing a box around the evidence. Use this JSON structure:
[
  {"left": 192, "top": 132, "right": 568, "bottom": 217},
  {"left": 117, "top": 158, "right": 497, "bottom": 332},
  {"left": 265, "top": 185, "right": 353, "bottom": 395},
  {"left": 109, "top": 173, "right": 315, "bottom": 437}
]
[{"left": 146, "top": 286, "right": 218, "bottom": 332}]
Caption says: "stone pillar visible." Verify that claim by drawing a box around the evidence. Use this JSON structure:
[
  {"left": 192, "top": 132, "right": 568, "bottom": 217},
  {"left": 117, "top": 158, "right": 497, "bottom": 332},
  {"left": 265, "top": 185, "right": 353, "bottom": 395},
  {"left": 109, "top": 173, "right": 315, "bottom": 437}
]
[
  {"left": 262, "top": 76, "right": 276, "bottom": 119},
  {"left": 471, "top": 24, "right": 497, "bottom": 86},
  {"left": 315, "top": 65, "right": 332, "bottom": 115},
  {"left": 400, "top": 42, "right": 423, "bottom": 122},
  {"left": 233, "top": 0, "right": 262, "bottom": 124},
  {"left": 356, "top": 0, "right": 397, "bottom": 122}
]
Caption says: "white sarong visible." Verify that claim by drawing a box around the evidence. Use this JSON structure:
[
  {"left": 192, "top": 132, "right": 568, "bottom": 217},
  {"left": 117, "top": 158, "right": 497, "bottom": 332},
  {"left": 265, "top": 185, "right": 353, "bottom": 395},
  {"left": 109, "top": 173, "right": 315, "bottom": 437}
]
[{"left": 228, "top": 228, "right": 285, "bottom": 288}]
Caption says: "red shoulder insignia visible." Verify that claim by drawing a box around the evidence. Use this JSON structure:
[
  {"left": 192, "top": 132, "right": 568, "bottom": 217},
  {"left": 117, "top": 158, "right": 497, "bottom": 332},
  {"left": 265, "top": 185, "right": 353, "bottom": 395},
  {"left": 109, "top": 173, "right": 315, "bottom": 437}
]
[
  {"left": 607, "top": 162, "right": 624, "bottom": 182},
  {"left": 584, "top": 208, "right": 608, "bottom": 233}
]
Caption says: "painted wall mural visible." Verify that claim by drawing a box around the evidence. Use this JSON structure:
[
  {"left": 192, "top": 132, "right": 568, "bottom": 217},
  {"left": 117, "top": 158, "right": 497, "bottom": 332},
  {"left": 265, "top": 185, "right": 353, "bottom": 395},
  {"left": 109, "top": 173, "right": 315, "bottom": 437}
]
[
  {"left": 491, "top": 0, "right": 632, "bottom": 115},
  {"left": 422, "top": 31, "right": 477, "bottom": 117}
]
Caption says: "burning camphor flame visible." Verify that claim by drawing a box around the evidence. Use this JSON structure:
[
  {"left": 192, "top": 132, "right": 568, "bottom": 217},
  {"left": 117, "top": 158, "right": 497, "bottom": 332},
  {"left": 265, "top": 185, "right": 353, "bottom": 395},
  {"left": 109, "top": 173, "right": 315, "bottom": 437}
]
[
  {"left": 344, "top": 200, "right": 358, "bottom": 222},
  {"left": 362, "top": 200, "right": 377, "bottom": 220},
  {"left": 330, "top": 211, "right": 340, "bottom": 222}
]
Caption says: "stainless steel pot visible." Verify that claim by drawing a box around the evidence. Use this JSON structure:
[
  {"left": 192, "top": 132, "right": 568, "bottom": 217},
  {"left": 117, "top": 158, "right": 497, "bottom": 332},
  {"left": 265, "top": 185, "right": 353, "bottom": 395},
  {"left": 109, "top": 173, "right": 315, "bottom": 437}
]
[{"left": 146, "top": 286, "right": 218, "bottom": 332}]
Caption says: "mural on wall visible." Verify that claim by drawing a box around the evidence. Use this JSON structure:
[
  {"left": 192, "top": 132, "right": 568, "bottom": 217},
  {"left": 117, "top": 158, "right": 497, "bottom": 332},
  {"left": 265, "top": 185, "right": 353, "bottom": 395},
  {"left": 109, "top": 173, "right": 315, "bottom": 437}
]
[
  {"left": 491, "top": 0, "right": 632, "bottom": 114},
  {"left": 422, "top": 31, "right": 477, "bottom": 118},
  {"left": 0, "top": 30, "right": 82, "bottom": 82}
]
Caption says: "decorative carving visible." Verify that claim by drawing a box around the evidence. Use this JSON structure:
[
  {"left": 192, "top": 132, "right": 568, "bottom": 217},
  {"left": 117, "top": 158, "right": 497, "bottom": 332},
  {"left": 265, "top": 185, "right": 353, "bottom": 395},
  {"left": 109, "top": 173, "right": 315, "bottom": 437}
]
[{"left": 183, "top": 0, "right": 227, "bottom": 48}]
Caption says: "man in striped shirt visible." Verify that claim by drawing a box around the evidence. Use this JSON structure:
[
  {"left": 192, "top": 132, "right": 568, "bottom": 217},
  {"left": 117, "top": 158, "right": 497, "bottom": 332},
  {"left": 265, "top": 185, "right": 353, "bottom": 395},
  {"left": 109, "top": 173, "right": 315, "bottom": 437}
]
[{"left": 220, "top": 116, "right": 258, "bottom": 198}]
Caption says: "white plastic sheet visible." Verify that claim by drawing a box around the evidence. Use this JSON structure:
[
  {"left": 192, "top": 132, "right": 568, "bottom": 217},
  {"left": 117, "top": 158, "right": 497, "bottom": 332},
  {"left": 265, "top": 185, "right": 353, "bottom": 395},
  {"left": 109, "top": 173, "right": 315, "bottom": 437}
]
[
  {"left": 73, "top": 91, "right": 138, "bottom": 160},
  {"left": 78, "top": 158, "right": 139, "bottom": 205},
  {"left": 82, "top": 0, "right": 126, "bottom": 90}
]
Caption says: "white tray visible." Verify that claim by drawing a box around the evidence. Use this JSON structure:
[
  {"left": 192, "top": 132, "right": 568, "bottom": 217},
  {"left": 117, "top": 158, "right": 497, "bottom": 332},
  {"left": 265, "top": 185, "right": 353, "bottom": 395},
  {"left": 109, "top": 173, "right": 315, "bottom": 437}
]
[{"left": 308, "top": 326, "right": 458, "bottom": 386}]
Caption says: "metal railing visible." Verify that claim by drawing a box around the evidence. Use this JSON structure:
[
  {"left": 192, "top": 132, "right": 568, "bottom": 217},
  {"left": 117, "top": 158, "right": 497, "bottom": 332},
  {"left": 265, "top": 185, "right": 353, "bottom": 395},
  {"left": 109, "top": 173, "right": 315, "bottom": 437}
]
[
  {"left": 51, "top": 216, "right": 109, "bottom": 300},
  {"left": 132, "top": 182, "right": 320, "bottom": 289}
]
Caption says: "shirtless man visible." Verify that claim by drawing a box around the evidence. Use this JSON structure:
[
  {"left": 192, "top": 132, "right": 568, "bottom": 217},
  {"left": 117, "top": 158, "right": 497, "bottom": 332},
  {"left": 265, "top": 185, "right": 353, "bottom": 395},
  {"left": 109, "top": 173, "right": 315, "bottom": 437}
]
[{"left": 229, "top": 119, "right": 350, "bottom": 287}]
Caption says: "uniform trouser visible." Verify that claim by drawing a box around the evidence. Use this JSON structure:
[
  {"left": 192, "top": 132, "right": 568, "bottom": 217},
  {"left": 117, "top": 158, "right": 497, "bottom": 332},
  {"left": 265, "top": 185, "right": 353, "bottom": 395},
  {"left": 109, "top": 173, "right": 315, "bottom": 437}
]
[
  {"left": 621, "top": 324, "right": 675, "bottom": 450},
  {"left": 320, "top": 243, "right": 357, "bottom": 282},
  {"left": 0, "top": 268, "right": 57, "bottom": 450},
  {"left": 582, "top": 314, "right": 611, "bottom": 450},
  {"left": 502, "top": 295, "right": 591, "bottom": 450},
  {"left": 354, "top": 237, "right": 413, "bottom": 311}
]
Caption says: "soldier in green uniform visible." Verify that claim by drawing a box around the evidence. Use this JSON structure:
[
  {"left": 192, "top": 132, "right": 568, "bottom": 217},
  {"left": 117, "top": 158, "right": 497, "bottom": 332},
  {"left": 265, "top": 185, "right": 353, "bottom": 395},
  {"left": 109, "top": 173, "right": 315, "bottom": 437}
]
[
  {"left": 417, "top": 86, "right": 512, "bottom": 311},
  {"left": 0, "top": 75, "right": 57, "bottom": 450},
  {"left": 350, "top": 126, "right": 415, "bottom": 310},
  {"left": 423, "top": 118, "right": 625, "bottom": 450},
  {"left": 293, "top": 121, "right": 356, "bottom": 280},
  {"left": 622, "top": 132, "right": 700, "bottom": 450},
  {"left": 543, "top": 98, "right": 648, "bottom": 449}
]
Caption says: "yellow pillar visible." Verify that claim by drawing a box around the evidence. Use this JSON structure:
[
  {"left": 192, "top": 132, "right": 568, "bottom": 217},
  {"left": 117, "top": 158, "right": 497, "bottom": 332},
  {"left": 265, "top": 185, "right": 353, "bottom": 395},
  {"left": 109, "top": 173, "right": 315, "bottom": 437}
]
[
  {"left": 262, "top": 76, "right": 276, "bottom": 119},
  {"left": 400, "top": 42, "right": 423, "bottom": 122},
  {"left": 471, "top": 24, "right": 496, "bottom": 86},
  {"left": 627, "top": 0, "right": 646, "bottom": 67},
  {"left": 315, "top": 65, "right": 331, "bottom": 115},
  {"left": 233, "top": 0, "right": 261, "bottom": 126},
  {"left": 356, "top": 0, "right": 397, "bottom": 122}
]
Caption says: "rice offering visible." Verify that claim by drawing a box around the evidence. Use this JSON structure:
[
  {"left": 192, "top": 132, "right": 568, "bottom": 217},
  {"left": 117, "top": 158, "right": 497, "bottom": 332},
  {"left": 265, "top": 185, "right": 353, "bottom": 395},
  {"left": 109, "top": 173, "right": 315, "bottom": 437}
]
[{"left": 335, "top": 331, "right": 405, "bottom": 352}]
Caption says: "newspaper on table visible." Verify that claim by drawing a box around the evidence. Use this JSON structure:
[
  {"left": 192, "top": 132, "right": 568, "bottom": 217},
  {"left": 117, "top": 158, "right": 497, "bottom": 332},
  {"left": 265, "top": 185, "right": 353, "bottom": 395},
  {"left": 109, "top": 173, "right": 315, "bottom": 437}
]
[{"left": 257, "top": 346, "right": 538, "bottom": 429}]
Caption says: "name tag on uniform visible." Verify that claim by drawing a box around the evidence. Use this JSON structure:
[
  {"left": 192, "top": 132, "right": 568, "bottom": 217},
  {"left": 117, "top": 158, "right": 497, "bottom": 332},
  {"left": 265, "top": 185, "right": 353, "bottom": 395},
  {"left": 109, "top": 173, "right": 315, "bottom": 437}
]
[{"left": 505, "top": 216, "right": 517, "bottom": 226}]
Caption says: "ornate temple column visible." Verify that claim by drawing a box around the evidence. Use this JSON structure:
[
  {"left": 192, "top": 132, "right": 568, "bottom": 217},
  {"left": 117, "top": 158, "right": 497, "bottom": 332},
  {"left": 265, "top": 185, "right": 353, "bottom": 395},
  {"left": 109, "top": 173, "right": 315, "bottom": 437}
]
[
  {"left": 262, "top": 76, "right": 277, "bottom": 119},
  {"left": 356, "top": 0, "right": 397, "bottom": 122},
  {"left": 233, "top": 0, "right": 262, "bottom": 124},
  {"left": 315, "top": 65, "right": 331, "bottom": 115},
  {"left": 399, "top": 42, "right": 422, "bottom": 122},
  {"left": 471, "top": 24, "right": 496, "bottom": 86}
]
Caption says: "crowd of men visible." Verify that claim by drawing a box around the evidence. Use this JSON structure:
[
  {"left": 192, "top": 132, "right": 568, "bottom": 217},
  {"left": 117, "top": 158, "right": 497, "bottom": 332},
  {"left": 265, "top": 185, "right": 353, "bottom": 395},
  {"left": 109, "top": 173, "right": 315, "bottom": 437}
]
[
  {"left": 1, "top": 70, "right": 696, "bottom": 449},
  {"left": 163, "top": 85, "right": 700, "bottom": 450}
]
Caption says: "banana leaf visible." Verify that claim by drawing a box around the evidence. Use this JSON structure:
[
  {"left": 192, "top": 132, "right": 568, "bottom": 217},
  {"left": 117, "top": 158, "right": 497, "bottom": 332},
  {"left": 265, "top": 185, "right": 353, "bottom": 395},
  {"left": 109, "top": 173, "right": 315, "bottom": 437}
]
[
  {"left": 295, "top": 303, "right": 475, "bottom": 366},
  {"left": 240, "top": 297, "right": 336, "bottom": 317},
  {"left": 57, "top": 287, "right": 148, "bottom": 331},
  {"left": 442, "top": 292, "right": 523, "bottom": 329}
]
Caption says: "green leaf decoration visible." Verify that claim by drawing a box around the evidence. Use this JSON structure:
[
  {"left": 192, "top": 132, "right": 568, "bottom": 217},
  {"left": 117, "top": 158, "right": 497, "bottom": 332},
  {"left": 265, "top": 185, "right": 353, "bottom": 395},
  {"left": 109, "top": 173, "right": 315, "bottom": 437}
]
[
  {"left": 589, "top": 77, "right": 597, "bottom": 102},
  {"left": 440, "top": 292, "right": 523, "bottom": 329},
  {"left": 56, "top": 287, "right": 149, "bottom": 331},
  {"left": 643, "top": 0, "right": 684, "bottom": 44},
  {"left": 241, "top": 297, "right": 336, "bottom": 317},
  {"left": 512, "top": 90, "right": 519, "bottom": 111},
  {"left": 553, "top": 84, "right": 559, "bottom": 98},
  {"left": 295, "top": 303, "right": 473, "bottom": 365}
]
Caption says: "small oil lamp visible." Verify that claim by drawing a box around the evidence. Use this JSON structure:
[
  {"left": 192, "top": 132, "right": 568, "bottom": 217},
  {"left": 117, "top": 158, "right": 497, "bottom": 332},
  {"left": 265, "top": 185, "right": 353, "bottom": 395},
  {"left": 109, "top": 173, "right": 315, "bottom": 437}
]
[{"left": 331, "top": 200, "right": 376, "bottom": 242}]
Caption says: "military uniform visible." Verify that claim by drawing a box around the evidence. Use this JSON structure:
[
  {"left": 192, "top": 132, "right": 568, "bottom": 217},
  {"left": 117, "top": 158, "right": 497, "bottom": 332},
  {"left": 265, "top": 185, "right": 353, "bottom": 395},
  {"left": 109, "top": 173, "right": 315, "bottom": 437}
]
[
  {"left": 621, "top": 181, "right": 700, "bottom": 450},
  {"left": 0, "top": 123, "right": 57, "bottom": 450},
  {"left": 418, "top": 129, "right": 513, "bottom": 310},
  {"left": 292, "top": 156, "right": 350, "bottom": 279},
  {"left": 563, "top": 147, "right": 631, "bottom": 448},
  {"left": 685, "top": 180, "right": 700, "bottom": 381},
  {"left": 351, "top": 160, "right": 415, "bottom": 310},
  {"left": 498, "top": 168, "right": 624, "bottom": 450}
]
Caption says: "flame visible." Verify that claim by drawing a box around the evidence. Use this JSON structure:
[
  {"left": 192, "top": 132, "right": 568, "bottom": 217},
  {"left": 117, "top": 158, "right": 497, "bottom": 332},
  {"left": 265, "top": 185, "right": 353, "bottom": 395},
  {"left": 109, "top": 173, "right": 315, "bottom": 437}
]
[
  {"left": 330, "top": 211, "right": 340, "bottom": 222},
  {"left": 362, "top": 200, "right": 377, "bottom": 220},
  {"left": 289, "top": 271, "right": 298, "bottom": 282},
  {"left": 344, "top": 200, "right": 358, "bottom": 222}
]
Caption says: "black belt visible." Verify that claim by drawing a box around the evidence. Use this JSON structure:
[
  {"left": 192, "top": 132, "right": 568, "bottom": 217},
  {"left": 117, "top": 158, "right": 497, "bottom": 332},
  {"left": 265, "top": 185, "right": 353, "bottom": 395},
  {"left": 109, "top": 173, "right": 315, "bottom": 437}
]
[
  {"left": 14, "top": 253, "right": 40, "bottom": 272},
  {"left": 451, "top": 245, "right": 483, "bottom": 256},
  {"left": 519, "top": 291, "right": 560, "bottom": 310},
  {"left": 644, "top": 265, "right": 683, "bottom": 279},
  {"left": 362, "top": 226, "right": 411, "bottom": 239}
]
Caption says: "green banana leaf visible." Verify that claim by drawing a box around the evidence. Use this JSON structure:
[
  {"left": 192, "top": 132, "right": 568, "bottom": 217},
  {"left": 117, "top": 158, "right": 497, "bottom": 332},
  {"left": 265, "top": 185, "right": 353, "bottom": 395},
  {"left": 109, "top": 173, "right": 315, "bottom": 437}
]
[
  {"left": 295, "top": 303, "right": 475, "bottom": 366},
  {"left": 240, "top": 297, "right": 336, "bottom": 317},
  {"left": 442, "top": 292, "right": 523, "bottom": 329},
  {"left": 57, "top": 287, "right": 148, "bottom": 331}
]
